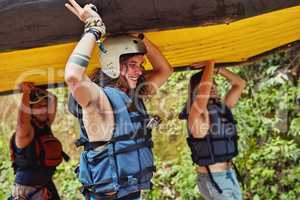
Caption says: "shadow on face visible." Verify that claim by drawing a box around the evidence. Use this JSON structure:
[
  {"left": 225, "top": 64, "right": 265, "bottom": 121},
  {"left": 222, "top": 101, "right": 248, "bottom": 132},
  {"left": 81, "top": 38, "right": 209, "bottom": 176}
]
[{"left": 120, "top": 55, "right": 145, "bottom": 89}]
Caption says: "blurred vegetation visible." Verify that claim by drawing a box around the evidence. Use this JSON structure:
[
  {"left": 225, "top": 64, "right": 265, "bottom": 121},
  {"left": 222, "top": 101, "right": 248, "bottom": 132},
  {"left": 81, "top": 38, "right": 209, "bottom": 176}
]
[{"left": 0, "top": 49, "right": 299, "bottom": 200}]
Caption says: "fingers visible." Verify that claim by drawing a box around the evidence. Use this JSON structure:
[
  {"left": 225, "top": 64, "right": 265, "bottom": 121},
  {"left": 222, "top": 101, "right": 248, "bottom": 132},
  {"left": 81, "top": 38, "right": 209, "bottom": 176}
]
[
  {"left": 68, "top": 0, "right": 82, "bottom": 12},
  {"left": 65, "top": 3, "right": 79, "bottom": 17},
  {"left": 65, "top": 1, "right": 101, "bottom": 22}
]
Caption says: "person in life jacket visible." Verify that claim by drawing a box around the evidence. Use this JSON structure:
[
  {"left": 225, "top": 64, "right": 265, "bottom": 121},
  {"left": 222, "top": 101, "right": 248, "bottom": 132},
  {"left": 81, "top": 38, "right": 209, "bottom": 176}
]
[
  {"left": 64, "top": 1, "right": 173, "bottom": 199},
  {"left": 178, "top": 61, "right": 246, "bottom": 200},
  {"left": 9, "top": 82, "right": 65, "bottom": 200}
]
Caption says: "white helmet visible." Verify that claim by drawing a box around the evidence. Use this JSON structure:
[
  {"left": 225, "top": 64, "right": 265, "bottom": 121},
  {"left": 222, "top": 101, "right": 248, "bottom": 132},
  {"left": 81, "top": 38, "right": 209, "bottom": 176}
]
[{"left": 99, "top": 35, "right": 147, "bottom": 78}]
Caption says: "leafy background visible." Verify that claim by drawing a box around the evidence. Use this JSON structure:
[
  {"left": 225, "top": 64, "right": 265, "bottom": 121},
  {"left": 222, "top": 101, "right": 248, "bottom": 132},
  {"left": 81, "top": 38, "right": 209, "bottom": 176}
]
[{"left": 0, "top": 50, "right": 299, "bottom": 200}]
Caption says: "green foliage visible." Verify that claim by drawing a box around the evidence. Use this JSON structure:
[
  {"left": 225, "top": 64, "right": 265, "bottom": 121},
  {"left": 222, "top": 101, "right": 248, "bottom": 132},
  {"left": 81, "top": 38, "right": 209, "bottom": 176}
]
[
  {"left": 144, "top": 147, "right": 201, "bottom": 200},
  {"left": 0, "top": 123, "right": 14, "bottom": 199},
  {"left": 234, "top": 53, "right": 300, "bottom": 200},
  {"left": 0, "top": 52, "right": 299, "bottom": 199}
]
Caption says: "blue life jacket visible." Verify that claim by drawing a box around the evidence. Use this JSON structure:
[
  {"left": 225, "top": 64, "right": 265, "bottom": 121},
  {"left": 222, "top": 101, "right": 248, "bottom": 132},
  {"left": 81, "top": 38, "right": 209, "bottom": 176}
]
[{"left": 69, "top": 87, "right": 155, "bottom": 199}]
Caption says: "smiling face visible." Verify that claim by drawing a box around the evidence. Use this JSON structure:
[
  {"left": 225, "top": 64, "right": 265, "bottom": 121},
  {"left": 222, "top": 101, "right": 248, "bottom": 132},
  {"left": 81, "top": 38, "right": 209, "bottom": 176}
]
[{"left": 120, "top": 54, "right": 145, "bottom": 89}]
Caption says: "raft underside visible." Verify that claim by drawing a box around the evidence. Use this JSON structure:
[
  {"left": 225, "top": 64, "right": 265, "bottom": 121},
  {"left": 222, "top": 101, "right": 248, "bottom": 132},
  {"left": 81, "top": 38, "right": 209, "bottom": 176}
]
[{"left": 0, "top": 4, "right": 300, "bottom": 94}]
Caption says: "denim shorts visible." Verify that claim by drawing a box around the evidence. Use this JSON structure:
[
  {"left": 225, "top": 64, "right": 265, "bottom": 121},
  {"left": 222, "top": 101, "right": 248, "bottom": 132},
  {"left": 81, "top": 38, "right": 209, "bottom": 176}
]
[{"left": 197, "top": 168, "right": 242, "bottom": 200}]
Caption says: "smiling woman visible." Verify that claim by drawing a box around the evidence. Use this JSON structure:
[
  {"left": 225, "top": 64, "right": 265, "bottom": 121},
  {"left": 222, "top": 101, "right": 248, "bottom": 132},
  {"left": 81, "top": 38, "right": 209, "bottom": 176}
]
[{"left": 63, "top": 0, "right": 173, "bottom": 199}]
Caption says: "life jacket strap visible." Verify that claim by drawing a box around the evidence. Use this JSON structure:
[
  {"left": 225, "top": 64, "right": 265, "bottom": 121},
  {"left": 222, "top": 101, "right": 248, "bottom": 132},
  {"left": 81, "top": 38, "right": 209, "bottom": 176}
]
[
  {"left": 75, "top": 128, "right": 152, "bottom": 151},
  {"left": 114, "top": 140, "right": 153, "bottom": 155},
  {"left": 82, "top": 166, "right": 156, "bottom": 194},
  {"left": 188, "top": 134, "right": 238, "bottom": 142},
  {"left": 232, "top": 162, "right": 244, "bottom": 187},
  {"left": 205, "top": 166, "right": 223, "bottom": 194},
  {"left": 130, "top": 114, "right": 149, "bottom": 123},
  {"left": 62, "top": 151, "right": 70, "bottom": 162},
  {"left": 118, "top": 166, "right": 156, "bottom": 185}
]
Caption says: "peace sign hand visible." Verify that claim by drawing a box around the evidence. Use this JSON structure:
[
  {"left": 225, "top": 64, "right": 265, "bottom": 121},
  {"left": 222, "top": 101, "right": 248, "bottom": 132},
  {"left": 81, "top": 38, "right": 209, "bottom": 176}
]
[{"left": 65, "top": 0, "right": 101, "bottom": 23}]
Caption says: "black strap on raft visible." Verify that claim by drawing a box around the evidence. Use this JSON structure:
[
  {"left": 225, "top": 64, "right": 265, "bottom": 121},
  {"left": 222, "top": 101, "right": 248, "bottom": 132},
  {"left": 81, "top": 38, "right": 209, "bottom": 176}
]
[{"left": 205, "top": 166, "right": 223, "bottom": 194}]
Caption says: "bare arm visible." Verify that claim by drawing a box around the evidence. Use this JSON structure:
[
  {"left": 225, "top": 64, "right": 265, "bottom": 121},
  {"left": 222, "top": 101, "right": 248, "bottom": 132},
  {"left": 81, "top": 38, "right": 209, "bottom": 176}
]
[
  {"left": 65, "top": 33, "right": 100, "bottom": 107},
  {"left": 15, "top": 83, "right": 34, "bottom": 148},
  {"left": 143, "top": 37, "right": 173, "bottom": 94},
  {"left": 219, "top": 68, "right": 246, "bottom": 108},
  {"left": 188, "top": 61, "right": 215, "bottom": 138},
  {"left": 64, "top": 1, "right": 107, "bottom": 108}
]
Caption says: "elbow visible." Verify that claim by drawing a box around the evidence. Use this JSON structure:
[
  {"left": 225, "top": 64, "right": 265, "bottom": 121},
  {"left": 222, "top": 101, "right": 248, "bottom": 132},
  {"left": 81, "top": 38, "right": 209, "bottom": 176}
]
[
  {"left": 240, "top": 79, "right": 246, "bottom": 89},
  {"left": 165, "top": 65, "right": 174, "bottom": 77},
  {"left": 169, "top": 66, "right": 174, "bottom": 74},
  {"left": 65, "top": 74, "right": 78, "bottom": 86},
  {"left": 65, "top": 63, "right": 82, "bottom": 85},
  {"left": 65, "top": 71, "right": 80, "bottom": 87},
  {"left": 165, "top": 62, "right": 174, "bottom": 75},
  {"left": 232, "top": 79, "right": 246, "bottom": 90}
]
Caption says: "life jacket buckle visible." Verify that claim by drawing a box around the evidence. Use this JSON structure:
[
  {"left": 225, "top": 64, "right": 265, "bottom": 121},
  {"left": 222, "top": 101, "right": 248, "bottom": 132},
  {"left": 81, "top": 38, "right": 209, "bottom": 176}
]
[
  {"left": 127, "top": 176, "right": 138, "bottom": 185},
  {"left": 146, "top": 115, "right": 161, "bottom": 129},
  {"left": 74, "top": 138, "right": 87, "bottom": 147}
]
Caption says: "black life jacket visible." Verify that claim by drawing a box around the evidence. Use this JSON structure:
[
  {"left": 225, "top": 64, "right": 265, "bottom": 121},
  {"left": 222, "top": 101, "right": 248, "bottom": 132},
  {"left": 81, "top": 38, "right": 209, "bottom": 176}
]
[
  {"left": 184, "top": 100, "right": 238, "bottom": 166},
  {"left": 180, "top": 99, "right": 239, "bottom": 193}
]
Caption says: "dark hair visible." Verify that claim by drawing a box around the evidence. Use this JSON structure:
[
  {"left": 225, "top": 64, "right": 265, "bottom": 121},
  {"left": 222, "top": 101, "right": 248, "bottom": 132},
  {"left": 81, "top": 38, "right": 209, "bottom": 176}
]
[
  {"left": 178, "top": 71, "right": 219, "bottom": 120},
  {"left": 178, "top": 71, "right": 203, "bottom": 119}
]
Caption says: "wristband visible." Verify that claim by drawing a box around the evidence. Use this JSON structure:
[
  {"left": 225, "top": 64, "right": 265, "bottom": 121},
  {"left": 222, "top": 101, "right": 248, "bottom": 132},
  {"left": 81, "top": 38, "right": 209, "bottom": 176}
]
[
  {"left": 84, "top": 17, "right": 106, "bottom": 35},
  {"left": 85, "top": 28, "right": 100, "bottom": 41}
]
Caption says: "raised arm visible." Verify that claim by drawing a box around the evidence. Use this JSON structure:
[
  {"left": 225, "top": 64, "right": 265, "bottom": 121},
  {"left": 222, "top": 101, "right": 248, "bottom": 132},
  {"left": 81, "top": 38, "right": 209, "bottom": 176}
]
[
  {"left": 143, "top": 36, "right": 173, "bottom": 94},
  {"left": 188, "top": 61, "right": 215, "bottom": 138},
  {"left": 64, "top": 0, "right": 106, "bottom": 107},
  {"left": 218, "top": 68, "right": 246, "bottom": 108},
  {"left": 15, "top": 83, "right": 34, "bottom": 148},
  {"left": 65, "top": 34, "right": 99, "bottom": 107}
]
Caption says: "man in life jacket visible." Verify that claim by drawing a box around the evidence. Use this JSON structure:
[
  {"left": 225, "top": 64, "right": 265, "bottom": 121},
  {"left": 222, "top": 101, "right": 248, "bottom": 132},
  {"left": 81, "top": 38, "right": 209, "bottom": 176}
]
[
  {"left": 179, "top": 61, "right": 246, "bottom": 200},
  {"left": 64, "top": 1, "right": 173, "bottom": 199},
  {"left": 9, "top": 82, "right": 64, "bottom": 200}
]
